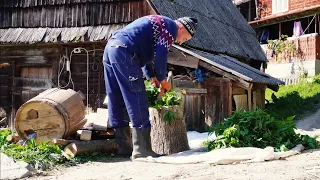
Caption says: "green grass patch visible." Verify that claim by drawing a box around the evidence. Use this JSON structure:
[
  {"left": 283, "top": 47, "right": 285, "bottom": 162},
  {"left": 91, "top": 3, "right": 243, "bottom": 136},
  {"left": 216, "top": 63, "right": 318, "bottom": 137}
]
[{"left": 266, "top": 77, "right": 320, "bottom": 120}]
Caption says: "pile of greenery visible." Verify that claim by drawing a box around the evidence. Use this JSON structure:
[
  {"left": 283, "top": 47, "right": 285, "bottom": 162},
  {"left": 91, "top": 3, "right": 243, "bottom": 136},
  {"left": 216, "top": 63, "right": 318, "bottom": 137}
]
[
  {"left": 266, "top": 76, "right": 320, "bottom": 120},
  {"left": 206, "top": 109, "right": 319, "bottom": 152},
  {"left": 145, "top": 81, "right": 182, "bottom": 108},
  {"left": 0, "top": 129, "right": 70, "bottom": 171}
]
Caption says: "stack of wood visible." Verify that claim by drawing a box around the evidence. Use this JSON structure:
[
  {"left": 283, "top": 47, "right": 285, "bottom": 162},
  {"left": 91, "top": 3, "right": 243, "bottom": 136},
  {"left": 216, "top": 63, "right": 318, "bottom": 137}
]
[
  {"left": 51, "top": 108, "right": 119, "bottom": 157},
  {"left": 13, "top": 88, "right": 119, "bottom": 157}
]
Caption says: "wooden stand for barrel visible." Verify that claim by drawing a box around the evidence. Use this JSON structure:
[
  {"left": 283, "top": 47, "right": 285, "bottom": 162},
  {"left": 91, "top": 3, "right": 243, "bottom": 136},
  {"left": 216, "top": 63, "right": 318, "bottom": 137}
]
[
  {"left": 15, "top": 88, "right": 87, "bottom": 143},
  {"left": 149, "top": 106, "right": 189, "bottom": 155}
]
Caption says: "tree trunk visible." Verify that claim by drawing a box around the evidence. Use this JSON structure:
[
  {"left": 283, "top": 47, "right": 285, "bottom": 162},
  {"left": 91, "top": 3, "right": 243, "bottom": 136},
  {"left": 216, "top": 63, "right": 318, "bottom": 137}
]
[
  {"left": 64, "top": 139, "right": 118, "bottom": 157},
  {"left": 149, "top": 106, "right": 189, "bottom": 155}
]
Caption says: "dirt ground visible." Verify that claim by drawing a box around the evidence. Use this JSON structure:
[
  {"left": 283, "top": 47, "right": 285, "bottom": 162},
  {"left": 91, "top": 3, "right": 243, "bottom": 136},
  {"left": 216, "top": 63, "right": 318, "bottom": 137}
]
[{"left": 28, "top": 109, "right": 320, "bottom": 180}]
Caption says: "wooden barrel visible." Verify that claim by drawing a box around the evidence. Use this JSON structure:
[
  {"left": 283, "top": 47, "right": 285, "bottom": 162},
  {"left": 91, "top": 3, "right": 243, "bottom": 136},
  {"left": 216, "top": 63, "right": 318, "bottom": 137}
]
[{"left": 15, "top": 88, "right": 87, "bottom": 143}]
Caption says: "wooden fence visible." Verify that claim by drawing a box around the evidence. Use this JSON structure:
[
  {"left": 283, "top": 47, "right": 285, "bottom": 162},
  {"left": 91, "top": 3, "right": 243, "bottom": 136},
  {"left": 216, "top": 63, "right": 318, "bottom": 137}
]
[{"left": 277, "top": 77, "right": 311, "bottom": 85}]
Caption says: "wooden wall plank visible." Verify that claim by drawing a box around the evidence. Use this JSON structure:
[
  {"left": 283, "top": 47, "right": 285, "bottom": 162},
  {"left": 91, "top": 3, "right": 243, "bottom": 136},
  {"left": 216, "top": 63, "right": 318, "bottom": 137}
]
[
  {"left": 253, "top": 89, "right": 265, "bottom": 110},
  {"left": 233, "top": 95, "right": 248, "bottom": 111},
  {"left": 27, "top": 67, "right": 39, "bottom": 79},
  {"left": 38, "top": 67, "right": 48, "bottom": 79}
]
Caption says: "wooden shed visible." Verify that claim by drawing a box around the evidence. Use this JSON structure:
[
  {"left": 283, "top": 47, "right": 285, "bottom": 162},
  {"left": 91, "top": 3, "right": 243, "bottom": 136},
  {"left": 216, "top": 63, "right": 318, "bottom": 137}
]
[
  {"left": 0, "top": 0, "right": 283, "bottom": 131},
  {"left": 168, "top": 45, "right": 283, "bottom": 132}
]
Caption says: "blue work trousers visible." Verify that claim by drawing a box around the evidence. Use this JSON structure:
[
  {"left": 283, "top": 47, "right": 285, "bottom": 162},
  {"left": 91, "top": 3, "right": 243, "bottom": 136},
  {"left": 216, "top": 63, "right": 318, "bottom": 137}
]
[{"left": 103, "top": 38, "right": 151, "bottom": 129}]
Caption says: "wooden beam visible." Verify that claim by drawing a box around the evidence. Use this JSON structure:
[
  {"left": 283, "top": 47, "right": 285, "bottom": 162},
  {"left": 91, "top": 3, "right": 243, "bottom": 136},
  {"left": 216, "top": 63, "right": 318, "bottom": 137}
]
[
  {"left": 252, "top": 83, "right": 267, "bottom": 90},
  {"left": 174, "top": 88, "right": 207, "bottom": 94},
  {"left": 232, "top": 87, "right": 246, "bottom": 95},
  {"left": 199, "top": 61, "right": 238, "bottom": 81},
  {"left": 233, "top": 80, "right": 251, "bottom": 90},
  {"left": 199, "top": 61, "right": 252, "bottom": 90},
  {"left": 168, "top": 48, "right": 199, "bottom": 68}
]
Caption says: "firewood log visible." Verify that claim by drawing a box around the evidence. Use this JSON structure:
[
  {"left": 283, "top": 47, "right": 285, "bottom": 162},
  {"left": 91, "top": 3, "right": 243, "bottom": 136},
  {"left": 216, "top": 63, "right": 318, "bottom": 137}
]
[
  {"left": 6, "top": 135, "right": 20, "bottom": 143},
  {"left": 64, "top": 139, "right": 118, "bottom": 157}
]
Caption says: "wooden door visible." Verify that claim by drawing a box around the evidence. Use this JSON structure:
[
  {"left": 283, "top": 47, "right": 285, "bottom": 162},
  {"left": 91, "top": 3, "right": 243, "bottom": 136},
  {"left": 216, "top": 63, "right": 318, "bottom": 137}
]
[
  {"left": 19, "top": 67, "right": 53, "bottom": 104},
  {"left": 0, "top": 65, "right": 11, "bottom": 116},
  {"left": 205, "top": 78, "right": 232, "bottom": 126},
  {"left": 173, "top": 80, "right": 207, "bottom": 132}
]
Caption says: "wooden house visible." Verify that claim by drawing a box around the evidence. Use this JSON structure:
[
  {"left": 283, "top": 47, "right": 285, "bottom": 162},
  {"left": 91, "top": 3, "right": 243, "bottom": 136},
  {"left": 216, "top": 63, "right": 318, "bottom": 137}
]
[
  {"left": 235, "top": 0, "right": 320, "bottom": 79},
  {"left": 0, "top": 0, "right": 283, "bottom": 132}
]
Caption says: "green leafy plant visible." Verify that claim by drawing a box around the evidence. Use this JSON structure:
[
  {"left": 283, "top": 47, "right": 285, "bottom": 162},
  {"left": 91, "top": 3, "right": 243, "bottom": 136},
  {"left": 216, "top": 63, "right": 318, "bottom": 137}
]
[
  {"left": 145, "top": 81, "right": 182, "bottom": 109},
  {"left": 206, "top": 109, "right": 319, "bottom": 152},
  {"left": 0, "top": 129, "right": 71, "bottom": 171},
  {"left": 163, "top": 110, "right": 175, "bottom": 124},
  {"left": 312, "top": 74, "right": 320, "bottom": 84},
  {"left": 145, "top": 81, "right": 182, "bottom": 124},
  {"left": 268, "top": 34, "right": 296, "bottom": 62},
  {"left": 0, "top": 128, "right": 11, "bottom": 147}
]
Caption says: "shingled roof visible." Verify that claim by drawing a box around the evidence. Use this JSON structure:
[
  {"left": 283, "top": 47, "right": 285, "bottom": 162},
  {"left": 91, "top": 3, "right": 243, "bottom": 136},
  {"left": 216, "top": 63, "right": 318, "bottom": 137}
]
[
  {"left": 0, "top": 0, "right": 148, "bottom": 44},
  {"left": 149, "top": 0, "right": 267, "bottom": 62},
  {"left": 173, "top": 45, "right": 284, "bottom": 87},
  {"left": 0, "top": 0, "right": 267, "bottom": 64},
  {"left": 0, "top": 25, "right": 126, "bottom": 44}
]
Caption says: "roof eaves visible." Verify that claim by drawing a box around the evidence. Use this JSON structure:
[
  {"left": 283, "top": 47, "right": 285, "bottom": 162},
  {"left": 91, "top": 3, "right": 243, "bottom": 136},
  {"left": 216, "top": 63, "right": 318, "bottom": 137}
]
[{"left": 172, "top": 44, "right": 253, "bottom": 82}]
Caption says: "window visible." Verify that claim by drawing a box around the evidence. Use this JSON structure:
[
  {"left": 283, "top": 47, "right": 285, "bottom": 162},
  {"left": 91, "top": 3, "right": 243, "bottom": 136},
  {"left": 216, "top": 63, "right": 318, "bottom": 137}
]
[{"left": 272, "top": 0, "right": 288, "bottom": 14}]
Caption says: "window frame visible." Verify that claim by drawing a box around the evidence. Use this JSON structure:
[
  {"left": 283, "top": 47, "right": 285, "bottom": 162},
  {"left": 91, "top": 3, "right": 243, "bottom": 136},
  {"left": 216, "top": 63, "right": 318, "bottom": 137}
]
[{"left": 272, "top": 0, "right": 289, "bottom": 14}]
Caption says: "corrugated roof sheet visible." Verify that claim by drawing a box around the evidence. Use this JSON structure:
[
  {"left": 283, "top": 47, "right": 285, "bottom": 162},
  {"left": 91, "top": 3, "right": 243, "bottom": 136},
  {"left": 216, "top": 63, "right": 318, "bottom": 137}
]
[
  {"left": 0, "top": 24, "right": 126, "bottom": 44},
  {"left": 173, "top": 45, "right": 284, "bottom": 86},
  {"left": 150, "top": 0, "right": 267, "bottom": 62}
]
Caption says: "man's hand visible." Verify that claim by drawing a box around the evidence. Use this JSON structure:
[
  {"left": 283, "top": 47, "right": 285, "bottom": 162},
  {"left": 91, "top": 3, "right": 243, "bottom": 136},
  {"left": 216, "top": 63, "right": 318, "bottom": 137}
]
[
  {"left": 159, "top": 80, "right": 171, "bottom": 97},
  {"left": 150, "top": 77, "right": 160, "bottom": 88}
]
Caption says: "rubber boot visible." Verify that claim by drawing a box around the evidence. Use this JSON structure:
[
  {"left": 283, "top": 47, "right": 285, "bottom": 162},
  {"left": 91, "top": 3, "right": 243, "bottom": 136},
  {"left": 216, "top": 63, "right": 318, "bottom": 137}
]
[
  {"left": 114, "top": 126, "right": 133, "bottom": 156},
  {"left": 131, "top": 128, "right": 162, "bottom": 160}
]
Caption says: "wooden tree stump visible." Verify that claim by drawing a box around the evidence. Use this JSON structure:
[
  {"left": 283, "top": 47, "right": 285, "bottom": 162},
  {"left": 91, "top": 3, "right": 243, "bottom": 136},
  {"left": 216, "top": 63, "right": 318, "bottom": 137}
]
[{"left": 149, "top": 105, "right": 189, "bottom": 155}]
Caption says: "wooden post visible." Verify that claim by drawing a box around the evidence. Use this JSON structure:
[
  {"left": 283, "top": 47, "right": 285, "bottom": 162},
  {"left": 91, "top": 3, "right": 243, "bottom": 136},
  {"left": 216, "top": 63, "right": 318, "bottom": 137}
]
[
  {"left": 315, "top": 14, "right": 318, "bottom": 34},
  {"left": 248, "top": 0, "right": 252, "bottom": 21},
  {"left": 149, "top": 106, "right": 189, "bottom": 155},
  {"left": 279, "top": 23, "right": 282, "bottom": 38},
  {"left": 248, "top": 84, "right": 253, "bottom": 111},
  {"left": 229, "top": 82, "right": 233, "bottom": 115},
  {"left": 255, "top": 0, "right": 259, "bottom": 19},
  {"left": 10, "top": 60, "right": 15, "bottom": 131}
]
